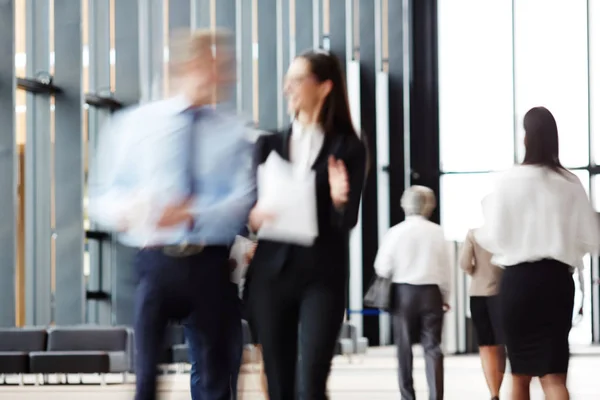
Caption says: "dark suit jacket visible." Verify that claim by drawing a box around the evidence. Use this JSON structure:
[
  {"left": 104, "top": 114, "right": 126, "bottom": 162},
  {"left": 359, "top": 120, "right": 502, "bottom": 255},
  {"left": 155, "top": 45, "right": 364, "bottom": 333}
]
[{"left": 248, "top": 126, "right": 367, "bottom": 280}]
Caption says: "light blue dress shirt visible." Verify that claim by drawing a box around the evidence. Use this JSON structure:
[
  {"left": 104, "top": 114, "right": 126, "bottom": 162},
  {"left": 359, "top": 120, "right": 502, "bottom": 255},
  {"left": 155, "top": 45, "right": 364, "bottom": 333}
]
[{"left": 87, "top": 96, "right": 256, "bottom": 247}]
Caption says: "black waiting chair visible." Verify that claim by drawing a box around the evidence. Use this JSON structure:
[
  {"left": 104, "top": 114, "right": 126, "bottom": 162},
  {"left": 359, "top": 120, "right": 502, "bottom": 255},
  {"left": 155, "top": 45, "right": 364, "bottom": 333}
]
[
  {"left": 29, "top": 326, "right": 131, "bottom": 380},
  {"left": 0, "top": 328, "right": 47, "bottom": 375}
]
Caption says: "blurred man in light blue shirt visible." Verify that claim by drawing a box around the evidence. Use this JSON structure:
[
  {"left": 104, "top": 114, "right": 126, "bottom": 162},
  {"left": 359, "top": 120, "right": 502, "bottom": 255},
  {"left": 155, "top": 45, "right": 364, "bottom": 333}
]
[{"left": 88, "top": 29, "right": 254, "bottom": 400}]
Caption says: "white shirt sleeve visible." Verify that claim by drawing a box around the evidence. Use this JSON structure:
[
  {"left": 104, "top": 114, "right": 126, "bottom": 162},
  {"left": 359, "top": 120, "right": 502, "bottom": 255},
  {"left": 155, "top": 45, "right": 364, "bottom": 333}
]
[
  {"left": 374, "top": 229, "right": 397, "bottom": 279},
  {"left": 87, "top": 111, "right": 155, "bottom": 232},
  {"left": 574, "top": 181, "right": 600, "bottom": 257}
]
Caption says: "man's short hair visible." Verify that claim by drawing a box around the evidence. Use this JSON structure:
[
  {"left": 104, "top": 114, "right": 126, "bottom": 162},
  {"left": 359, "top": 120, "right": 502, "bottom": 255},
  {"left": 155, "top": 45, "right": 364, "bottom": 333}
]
[
  {"left": 401, "top": 185, "right": 436, "bottom": 218},
  {"left": 169, "top": 28, "right": 232, "bottom": 67}
]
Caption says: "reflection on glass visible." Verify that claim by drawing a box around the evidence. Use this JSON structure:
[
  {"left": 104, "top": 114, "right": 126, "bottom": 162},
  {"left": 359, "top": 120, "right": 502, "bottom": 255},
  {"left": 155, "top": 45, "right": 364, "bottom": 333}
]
[
  {"left": 513, "top": 0, "right": 589, "bottom": 167},
  {"left": 438, "top": 0, "right": 514, "bottom": 172}
]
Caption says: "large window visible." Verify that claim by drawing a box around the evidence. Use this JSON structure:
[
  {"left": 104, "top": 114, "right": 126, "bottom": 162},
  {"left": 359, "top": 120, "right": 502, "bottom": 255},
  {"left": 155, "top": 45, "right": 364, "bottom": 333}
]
[
  {"left": 439, "top": 173, "right": 498, "bottom": 241},
  {"left": 438, "top": 1, "right": 596, "bottom": 344},
  {"left": 591, "top": 0, "right": 600, "bottom": 163},
  {"left": 438, "top": 0, "right": 514, "bottom": 173},
  {"left": 513, "top": 0, "right": 589, "bottom": 167}
]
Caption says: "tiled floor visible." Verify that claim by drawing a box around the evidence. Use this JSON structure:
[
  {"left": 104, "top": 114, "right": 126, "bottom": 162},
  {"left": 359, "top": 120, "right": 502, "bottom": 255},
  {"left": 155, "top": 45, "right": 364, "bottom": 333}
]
[{"left": 1, "top": 346, "right": 599, "bottom": 399}]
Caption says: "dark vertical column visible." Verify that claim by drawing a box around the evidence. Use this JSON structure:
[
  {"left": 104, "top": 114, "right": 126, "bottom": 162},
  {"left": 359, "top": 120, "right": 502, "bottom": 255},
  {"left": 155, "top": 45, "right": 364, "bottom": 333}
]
[
  {"left": 112, "top": 0, "right": 141, "bottom": 326},
  {"left": 169, "top": 0, "right": 192, "bottom": 31},
  {"left": 87, "top": 0, "right": 112, "bottom": 325},
  {"left": 0, "top": 0, "right": 16, "bottom": 327},
  {"left": 294, "top": 0, "right": 314, "bottom": 54},
  {"left": 359, "top": 0, "right": 379, "bottom": 345},
  {"left": 257, "top": 0, "right": 279, "bottom": 130},
  {"left": 54, "top": 0, "right": 85, "bottom": 325},
  {"left": 239, "top": 0, "right": 254, "bottom": 119},
  {"left": 409, "top": 0, "right": 439, "bottom": 223},
  {"left": 387, "top": 0, "right": 406, "bottom": 226},
  {"left": 25, "top": 0, "right": 53, "bottom": 326},
  {"left": 328, "top": 0, "right": 347, "bottom": 74}
]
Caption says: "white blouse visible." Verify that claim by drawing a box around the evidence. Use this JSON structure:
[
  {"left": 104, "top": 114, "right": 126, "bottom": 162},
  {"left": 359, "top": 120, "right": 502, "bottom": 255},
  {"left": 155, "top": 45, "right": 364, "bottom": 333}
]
[
  {"left": 475, "top": 165, "right": 600, "bottom": 269},
  {"left": 289, "top": 120, "right": 325, "bottom": 172}
]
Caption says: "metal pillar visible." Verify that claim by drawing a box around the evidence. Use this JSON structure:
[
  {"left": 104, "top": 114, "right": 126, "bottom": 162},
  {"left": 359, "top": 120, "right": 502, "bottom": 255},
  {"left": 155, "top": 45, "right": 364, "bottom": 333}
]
[
  {"left": 386, "top": 0, "right": 408, "bottom": 345},
  {"left": 169, "top": 0, "right": 192, "bottom": 32},
  {"left": 192, "top": 0, "right": 211, "bottom": 29},
  {"left": 276, "top": 0, "right": 290, "bottom": 126},
  {"left": 238, "top": 0, "right": 254, "bottom": 119},
  {"left": 24, "top": 0, "right": 53, "bottom": 326},
  {"left": 345, "top": 0, "right": 363, "bottom": 338},
  {"left": 139, "top": 0, "right": 164, "bottom": 102},
  {"left": 257, "top": 0, "right": 279, "bottom": 130},
  {"left": 87, "top": 0, "right": 112, "bottom": 324},
  {"left": 328, "top": 0, "right": 347, "bottom": 74},
  {"left": 53, "top": 0, "right": 85, "bottom": 325},
  {"left": 294, "top": 0, "right": 314, "bottom": 53},
  {"left": 359, "top": 0, "right": 380, "bottom": 346},
  {"left": 216, "top": 0, "right": 238, "bottom": 110},
  {"left": 0, "top": 0, "right": 17, "bottom": 327},
  {"left": 112, "top": 0, "right": 142, "bottom": 326}
]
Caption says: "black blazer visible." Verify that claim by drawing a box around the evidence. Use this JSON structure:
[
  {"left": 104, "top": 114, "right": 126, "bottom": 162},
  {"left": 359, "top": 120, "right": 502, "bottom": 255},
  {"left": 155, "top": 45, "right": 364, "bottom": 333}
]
[{"left": 248, "top": 126, "right": 367, "bottom": 279}]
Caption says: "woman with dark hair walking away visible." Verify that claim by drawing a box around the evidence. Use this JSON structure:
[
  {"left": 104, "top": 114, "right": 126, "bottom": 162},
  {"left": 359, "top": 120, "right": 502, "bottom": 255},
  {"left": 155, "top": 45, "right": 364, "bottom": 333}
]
[
  {"left": 245, "top": 49, "right": 367, "bottom": 400},
  {"left": 476, "top": 107, "right": 600, "bottom": 400}
]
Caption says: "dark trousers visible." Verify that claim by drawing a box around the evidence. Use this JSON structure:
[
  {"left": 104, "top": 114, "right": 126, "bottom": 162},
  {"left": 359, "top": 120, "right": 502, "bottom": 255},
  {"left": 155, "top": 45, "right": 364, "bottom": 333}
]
[
  {"left": 248, "top": 248, "right": 346, "bottom": 400},
  {"left": 186, "top": 282, "right": 242, "bottom": 400},
  {"left": 134, "top": 247, "right": 231, "bottom": 400},
  {"left": 392, "top": 283, "right": 444, "bottom": 400}
]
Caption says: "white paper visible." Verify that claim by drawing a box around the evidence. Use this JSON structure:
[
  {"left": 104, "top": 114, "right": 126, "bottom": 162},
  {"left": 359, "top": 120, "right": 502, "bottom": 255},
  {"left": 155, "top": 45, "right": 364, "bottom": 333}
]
[
  {"left": 229, "top": 235, "right": 255, "bottom": 284},
  {"left": 256, "top": 151, "right": 319, "bottom": 246}
]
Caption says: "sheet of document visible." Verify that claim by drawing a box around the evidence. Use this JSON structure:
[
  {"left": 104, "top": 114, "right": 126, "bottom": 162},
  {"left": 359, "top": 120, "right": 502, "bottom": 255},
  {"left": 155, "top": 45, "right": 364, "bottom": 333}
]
[
  {"left": 230, "top": 235, "right": 255, "bottom": 284},
  {"left": 256, "top": 151, "right": 318, "bottom": 246}
]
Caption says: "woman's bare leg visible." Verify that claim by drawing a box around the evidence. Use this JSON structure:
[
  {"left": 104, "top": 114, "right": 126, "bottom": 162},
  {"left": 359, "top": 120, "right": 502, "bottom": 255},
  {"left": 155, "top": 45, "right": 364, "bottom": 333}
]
[
  {"left": 479, "top": 345, "right": 506, "bottom": 398},
  {"left": 511, "top": 374, "right": 532, "bottom": 400},
  {"left": 539, "top": 373, "right": 569, "bottom": 400}
]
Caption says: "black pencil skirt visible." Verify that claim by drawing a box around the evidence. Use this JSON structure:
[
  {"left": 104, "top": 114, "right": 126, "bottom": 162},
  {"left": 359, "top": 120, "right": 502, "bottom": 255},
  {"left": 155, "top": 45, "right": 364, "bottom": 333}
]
[{"left": 501, "top": 259, "right": 575, "bottom": 376}]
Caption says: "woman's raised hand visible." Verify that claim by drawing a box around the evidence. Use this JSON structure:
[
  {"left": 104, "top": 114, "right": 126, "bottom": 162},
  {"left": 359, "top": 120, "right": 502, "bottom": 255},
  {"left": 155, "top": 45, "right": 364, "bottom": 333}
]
[{"left": 328, "top": 156, "right": 350, "bottom": 209}]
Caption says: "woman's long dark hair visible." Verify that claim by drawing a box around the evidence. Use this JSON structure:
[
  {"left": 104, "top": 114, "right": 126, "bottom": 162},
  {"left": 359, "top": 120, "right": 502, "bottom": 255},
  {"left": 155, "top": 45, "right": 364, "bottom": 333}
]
[
  {"left": 297, "top": 49, "right": 370, "bottom": 175},
  {"left": 522, "top": 106, "right": 568, "bottom": 174},
  {"left": 298, "top": 49, "right": 357, "bottom": 138}
]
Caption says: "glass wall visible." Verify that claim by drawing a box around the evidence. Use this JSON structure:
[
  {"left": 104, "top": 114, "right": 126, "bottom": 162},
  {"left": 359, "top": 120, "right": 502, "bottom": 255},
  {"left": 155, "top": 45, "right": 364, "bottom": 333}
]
[{"left": 438, "top": 0, "right": 599, "bottom": 344}]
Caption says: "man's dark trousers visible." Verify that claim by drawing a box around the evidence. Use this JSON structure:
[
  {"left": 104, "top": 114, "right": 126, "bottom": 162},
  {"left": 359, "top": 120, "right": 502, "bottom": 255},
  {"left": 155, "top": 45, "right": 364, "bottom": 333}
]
[
  {"left": 186, "top": 281, "right": 243, "bottom": 399},
  {"left": 134, "top": 246, "right": 231, "bottom": 400}
]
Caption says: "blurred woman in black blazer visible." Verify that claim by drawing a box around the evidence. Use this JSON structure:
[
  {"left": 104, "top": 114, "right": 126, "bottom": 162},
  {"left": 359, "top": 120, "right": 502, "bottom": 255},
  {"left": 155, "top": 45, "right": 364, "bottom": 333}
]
[{"left": 245, "top": 49, "right": 367, "bottom": 400}]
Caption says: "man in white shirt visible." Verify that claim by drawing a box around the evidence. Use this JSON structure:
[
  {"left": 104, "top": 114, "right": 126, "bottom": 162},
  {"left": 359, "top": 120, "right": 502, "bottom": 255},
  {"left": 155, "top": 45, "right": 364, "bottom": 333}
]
[{"left": 374, "top": 186, "right": 451, "bottom": 400}]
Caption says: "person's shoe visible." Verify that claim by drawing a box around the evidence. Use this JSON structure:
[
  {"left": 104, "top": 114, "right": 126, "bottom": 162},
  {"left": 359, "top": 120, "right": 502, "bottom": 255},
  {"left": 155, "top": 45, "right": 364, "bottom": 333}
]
[{"left": 491, "top": 397, "right": 499, "bottom": 400}]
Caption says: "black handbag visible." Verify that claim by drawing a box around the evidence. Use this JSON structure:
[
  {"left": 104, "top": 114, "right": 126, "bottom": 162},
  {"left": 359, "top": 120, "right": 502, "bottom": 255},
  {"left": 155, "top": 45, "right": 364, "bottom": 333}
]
[{"left": 363, "top": 276, "right": 393, "bottom": 311}]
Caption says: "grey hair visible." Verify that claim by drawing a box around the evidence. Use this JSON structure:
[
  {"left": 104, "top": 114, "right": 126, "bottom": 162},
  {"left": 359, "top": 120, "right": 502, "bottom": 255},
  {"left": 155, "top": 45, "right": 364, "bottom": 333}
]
[{"left": 401, "top": 185, "right": 436, "bottom": 217}]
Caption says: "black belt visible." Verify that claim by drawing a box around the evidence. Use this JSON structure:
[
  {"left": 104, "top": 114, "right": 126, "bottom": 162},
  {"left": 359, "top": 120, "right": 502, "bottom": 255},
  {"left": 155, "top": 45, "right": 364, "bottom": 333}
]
[{"left": 144, "top": 243, "right": 206, "bottom": 257}]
